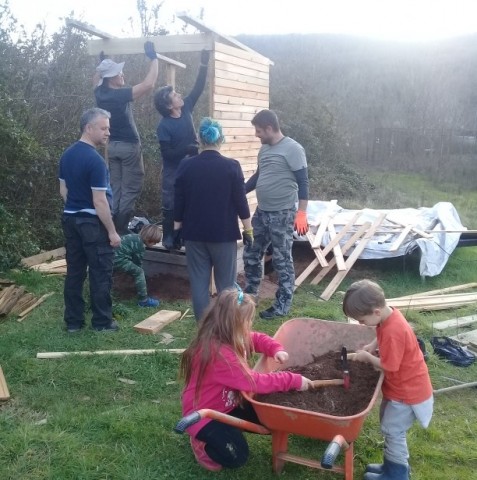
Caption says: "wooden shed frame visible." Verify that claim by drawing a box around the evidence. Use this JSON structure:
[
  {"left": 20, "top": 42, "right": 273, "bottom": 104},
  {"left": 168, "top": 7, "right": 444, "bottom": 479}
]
[{"left": 69, "top": 13, "right": 273, "bottom": 213}]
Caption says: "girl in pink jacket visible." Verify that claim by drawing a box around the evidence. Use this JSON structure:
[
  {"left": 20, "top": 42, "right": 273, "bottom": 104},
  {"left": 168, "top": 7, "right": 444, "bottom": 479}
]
[{"left": 180, "top": 287, "right": 311, "bottom": 471}]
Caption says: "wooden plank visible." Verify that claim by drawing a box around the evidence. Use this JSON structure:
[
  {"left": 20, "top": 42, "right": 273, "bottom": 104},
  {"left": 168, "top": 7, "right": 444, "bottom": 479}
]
[
  {"left": 215, "top": 68, "right": 269, "bottom": 87},
  {"left": 311, "top": 222, "right": 371, "bottom": 285},
  {"left": 31, "top": 259, "right": 67, "bottom": 272},
  {"left": 214, "top": 51, "right": 269, "bottom": 73},
  {"left": 388, "top": 224, "right": 413, "bottom": 252},
  {"left": 320, "top": 213, "right": 386, "bottom": 300},
  {"left": 385, "top": 217, "right": 433, "bottom": 239},
  {"left": 0, "top": 366, "right": 10, "bottom": 401},
  {"left": 37, "top": 349, "right": 185, "bottom": 359},
  {"left": 398, "top": 283, "right": 477, "bottom": 298},
  {"left": 214, "top": 85, "right": 269, "bottom": 102},
  {"left": 214, "top": 76, "right": 269, "bottom": 94},
  {"left": 213, "top": 111, "right": 256, "bottom": 122},
  {"left": 305, "top": 232, "right": 328, "bottom": 267},
  {"left": 21, "top": 247, "right": 65, "bottom": 267},
  {"left": 450, "top": 329, "right": 477, "bottom": 346},
  {"left": 133, "top": 310, "right": 181, "bottom": 335},
  {"left": 321, "top": 212, "right": 362, "bottom": 256},
  {"left": 66, "top": 18, "right": 116, "bottom": 39},
  {"left": 214, "top": 60, "right": 269, "bottom": 81},
  {"left": 11, "top": 293, "right": 37, "bottom": 315},
  {"left": 213, "top": 94, "right": 269, "bottom": 109},
  {"left": 312, "top": 216, "right": 330, "bottom": 248},
  {"left": 328, "top": 223, "right": 346, "bottom": 271},
  {"left": 433, "top": 315, "right": 477, "bottom": 331},
  {"left": 88, "top": 34, "right": 213, "bottom": 56},
  {"left": 17, "top": 292, "right": 54, "bottom": 320},
  {"left": 294, "top": 258, "right": 320, "bottom": 290},
  {"left": 214, "top": 40, "right": 273, "bottom": 66},
  {"left": 0, "top": 286, "right": 25, "bottom": 316}
]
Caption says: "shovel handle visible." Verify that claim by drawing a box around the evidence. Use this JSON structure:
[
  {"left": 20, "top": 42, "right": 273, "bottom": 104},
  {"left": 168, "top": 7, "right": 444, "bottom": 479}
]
[{"left": 311, "top": 379, "right": 344, "bottom": 388}]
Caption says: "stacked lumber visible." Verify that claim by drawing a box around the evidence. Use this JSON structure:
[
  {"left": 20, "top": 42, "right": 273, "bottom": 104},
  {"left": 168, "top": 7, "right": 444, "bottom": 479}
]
[
  {"left": 388, "top": 283, "right": 477, "bottom": 312},
  {"left": 0, "top": 285, "right": 53, "bottom": 319},
  {"left": 21, "top": 247, "right": 66, "bottom": 275}
]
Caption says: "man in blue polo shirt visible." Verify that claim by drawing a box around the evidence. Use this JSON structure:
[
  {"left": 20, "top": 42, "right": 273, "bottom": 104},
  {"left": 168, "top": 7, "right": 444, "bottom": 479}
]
[{"left": 59, "top": 108, "right": 121, "bottom": 332}]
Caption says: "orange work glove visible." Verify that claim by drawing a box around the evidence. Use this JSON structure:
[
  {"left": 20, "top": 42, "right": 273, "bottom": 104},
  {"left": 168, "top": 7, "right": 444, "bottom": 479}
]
[{"left": 294, "top": 210, "right": 308, "bottom": 236}]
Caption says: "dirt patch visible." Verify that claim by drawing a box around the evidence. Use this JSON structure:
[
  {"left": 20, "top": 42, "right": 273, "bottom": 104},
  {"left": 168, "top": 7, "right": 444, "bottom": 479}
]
[
  {"left": 255, "top": 351, "right": 381, "bottom": 417},
  {"left": 112, "top": 242, "right": 316, "bottom": 302}
]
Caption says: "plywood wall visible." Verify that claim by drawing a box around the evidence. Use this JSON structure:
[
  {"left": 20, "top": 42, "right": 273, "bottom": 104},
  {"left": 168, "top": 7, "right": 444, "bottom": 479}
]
[{"left": 211, "top": 41, "right": 270, "bottom": 213}]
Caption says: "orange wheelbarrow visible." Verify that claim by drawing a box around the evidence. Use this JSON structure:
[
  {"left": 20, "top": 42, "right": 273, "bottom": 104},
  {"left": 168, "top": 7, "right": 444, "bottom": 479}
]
[{"left": 175, "top": 318, "right": 384, "bottom": 479}]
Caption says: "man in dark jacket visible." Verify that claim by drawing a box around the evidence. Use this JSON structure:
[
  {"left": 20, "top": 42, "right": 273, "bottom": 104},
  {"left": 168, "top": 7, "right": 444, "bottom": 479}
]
[{"left": 154, "top": 49, "right": 210, "bottom": 249}]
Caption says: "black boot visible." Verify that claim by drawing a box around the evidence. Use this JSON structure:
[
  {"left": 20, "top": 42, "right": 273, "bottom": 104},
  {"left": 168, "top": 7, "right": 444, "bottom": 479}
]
[
  {"left": 162, "top": 209, "right": 175, "bottom": 250},
  {"left": 114, "top": 211, "right": 133, "bottom": 236}
]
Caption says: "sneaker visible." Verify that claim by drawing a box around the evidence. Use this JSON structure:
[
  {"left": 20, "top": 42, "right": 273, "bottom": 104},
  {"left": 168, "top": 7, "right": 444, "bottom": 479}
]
[
  {"left": 66, "top": 324, "right": 84, "bottom": 333},
  {"left": 259, "top": 306, "right": 284, "bottom": 320},
  {"left": 138, "top": 297, "right": 160, "bottom": 308},
  {"left": 189, "top": 436, "right": 222, "bottom": 471},
  {"left": 93, "top": 320, "right": 119, "bottom": 332}
]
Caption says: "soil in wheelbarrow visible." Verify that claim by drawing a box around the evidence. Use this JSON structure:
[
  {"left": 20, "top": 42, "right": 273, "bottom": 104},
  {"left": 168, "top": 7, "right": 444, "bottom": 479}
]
[{"left": 255, "top": 351, "right": 381, "bottom": 417}]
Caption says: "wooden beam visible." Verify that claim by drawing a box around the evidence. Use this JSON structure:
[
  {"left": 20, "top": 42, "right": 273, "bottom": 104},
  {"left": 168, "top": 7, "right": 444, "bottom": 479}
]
[
  {"left": 0, "top": 366, "right": 10, "bottom": 401},
  {"left": 394, "top": 283, "right": 477, "bottom": 298},
  {"left": 88, "top": 34, "right": 213, "bottom": 56},
  {"left": 388, "top": 224, "right": 413, "bottom": 252},
  {"left": 133, "top": 310, "right": 181, "bottom": 335},
  {"left": 66, "top": 18, "right": 116, "bottom": 39},
  {"left": 36, "top": 349, "right": 185, "bottom": 359},
  {"left": 433, "top": 315, "right": 477, "bottom": 331},
  {"left": 21, "top": 247, "right": 65, "bottom": 267},
  {"left": 176, "top": 12, "right": 273, "bottom": 65},
  {"left": 311, "top": 222, "right": 371, "bottom": 286},
  {"left": 320, "top": 213, "right": 386, "bottom": 300}
]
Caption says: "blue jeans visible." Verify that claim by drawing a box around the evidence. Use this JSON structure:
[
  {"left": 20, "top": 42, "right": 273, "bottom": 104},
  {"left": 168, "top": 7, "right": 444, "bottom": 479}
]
[{"left": 62, "top": 215, "right": 114, "bottom": 329}]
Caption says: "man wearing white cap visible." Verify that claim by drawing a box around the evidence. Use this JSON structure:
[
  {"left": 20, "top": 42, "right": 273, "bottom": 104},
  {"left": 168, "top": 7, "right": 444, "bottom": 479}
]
[{"left": 95, "top": 41, "right": 159, "bottom": 235}]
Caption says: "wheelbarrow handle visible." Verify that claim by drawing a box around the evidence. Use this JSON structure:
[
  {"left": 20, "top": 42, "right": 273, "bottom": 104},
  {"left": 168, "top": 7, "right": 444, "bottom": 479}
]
[
  {"left": 174, "top": 408, "right": 270, "bottom": 435},
  {"left": 321, "top": 434, "right": 350, "bottom": 469}
]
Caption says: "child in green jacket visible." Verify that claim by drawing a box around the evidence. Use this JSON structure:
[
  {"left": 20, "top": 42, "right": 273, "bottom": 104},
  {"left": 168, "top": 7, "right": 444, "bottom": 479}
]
[{"left": 114, "top": 224, "right": 162, "bottom": 307}]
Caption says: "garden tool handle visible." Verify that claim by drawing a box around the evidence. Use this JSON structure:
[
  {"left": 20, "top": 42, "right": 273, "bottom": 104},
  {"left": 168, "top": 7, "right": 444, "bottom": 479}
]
[
  {"left": 321, "top": 434, "right": 350, "bottom": 469},
  {"left": 174, "top": 408, "right": 270, "bottom": 435},
  {"left": 311, "top": 379, "right": 344, "bottom": 388}
]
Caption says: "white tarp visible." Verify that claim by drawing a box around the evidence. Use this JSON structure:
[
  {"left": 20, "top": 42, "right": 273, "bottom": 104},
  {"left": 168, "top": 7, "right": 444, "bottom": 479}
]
[{"left": 301, "top": 201, "right": 465, "bottom": 277}]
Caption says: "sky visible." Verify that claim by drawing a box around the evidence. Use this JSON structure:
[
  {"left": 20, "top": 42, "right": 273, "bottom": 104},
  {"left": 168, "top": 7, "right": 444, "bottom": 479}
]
[{"left": 7, "top": 0, "right": 477, "bottom": 42}]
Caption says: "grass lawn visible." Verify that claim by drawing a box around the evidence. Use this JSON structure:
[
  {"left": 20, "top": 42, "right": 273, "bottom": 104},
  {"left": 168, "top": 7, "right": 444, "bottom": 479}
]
[{"left": 1, "top": 174, "right": 477, "bottom": 480}]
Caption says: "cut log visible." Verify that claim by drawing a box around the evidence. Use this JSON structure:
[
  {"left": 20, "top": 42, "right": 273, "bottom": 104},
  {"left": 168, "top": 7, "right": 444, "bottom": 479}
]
[
  {"left": 133, "top": 310, "right": 182, "bottom": 335},
  {"left": 0, "top": 366, "right": 10, "bottom": 401},
  {"left": 36, "top": 349, "right": 185, "bottom": 359}
]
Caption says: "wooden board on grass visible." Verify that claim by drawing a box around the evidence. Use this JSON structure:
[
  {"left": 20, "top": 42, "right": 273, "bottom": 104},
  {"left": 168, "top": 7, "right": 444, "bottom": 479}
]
[
  {"left": 133, "top": 310, "right": 181, "bottom": 335},
  {"left": 0, "top": 366, "right": 10, "bottom": 401},
  {"left": 433, "top": 315, "right": 477, "bottom": 331},
  {"left": 21, "top": 247, "right": 66, "bottom": 267}
]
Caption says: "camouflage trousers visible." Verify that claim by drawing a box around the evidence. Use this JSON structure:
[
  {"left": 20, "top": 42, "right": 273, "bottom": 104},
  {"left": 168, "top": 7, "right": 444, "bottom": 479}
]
[
  {"left": 243, "top": 207, "right": 296, "bottom": 315},
  {"left": 113, "top": 259, "right": 147, "bottom": 300}
]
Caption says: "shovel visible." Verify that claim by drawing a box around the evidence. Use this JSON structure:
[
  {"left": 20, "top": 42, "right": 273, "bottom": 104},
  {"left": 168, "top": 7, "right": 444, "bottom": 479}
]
[
  {"left": 310, "top": 379, "right": 344, "bottom": 388},
  {"left": 341, "top": 346, "right": 350, "bottom": 389}
]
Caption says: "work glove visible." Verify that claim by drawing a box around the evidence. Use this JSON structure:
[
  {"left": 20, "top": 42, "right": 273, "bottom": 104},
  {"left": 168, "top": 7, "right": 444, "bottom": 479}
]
[
  {"left": 200, "top": 48, "right": 210, "bottom": 66},
  {"left": 294, "top": 210, "right": 308, "bottom": 236},
  {"left": 242, "top": 228, "right": 254, "bottom": 247},
  {"left": 299, "top": 376, "right": 313, "bottom": 391},
  {"left": 99, "top": 51, "right": 107, "bottom": 62},
  {"left": 186, "top": 144, "right": 199, "bottom": 156},
  {"left": 144, "top": 41, "right": 157, "bottom": 60},
  {"left": 172, "top": 228, "right": 183, "bottom": 250}
]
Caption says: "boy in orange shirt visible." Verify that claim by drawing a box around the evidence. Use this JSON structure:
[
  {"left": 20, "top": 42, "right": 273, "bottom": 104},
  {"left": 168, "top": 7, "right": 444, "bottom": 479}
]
[{"left": 343, "top": 280, "right": 433, "bottom": 480}]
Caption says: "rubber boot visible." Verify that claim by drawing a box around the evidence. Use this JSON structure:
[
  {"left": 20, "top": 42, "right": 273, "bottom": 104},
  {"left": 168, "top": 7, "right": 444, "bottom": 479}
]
[
  {"left": 363, "top": 459, "right": 409, "bottom": 480},
  {"left": 162, "top": 209, "right": 175, "bottom": 250},
  {"left": 114, "top": 210, "right": 133, "bottom": 236}
]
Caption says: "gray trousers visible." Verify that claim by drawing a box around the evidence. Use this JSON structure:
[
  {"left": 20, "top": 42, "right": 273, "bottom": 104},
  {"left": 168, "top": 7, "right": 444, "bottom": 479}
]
[
  {"left": 380, "top": 395, "right": 434, "bottom": 465},
  {"left": 185, "top": 240, "right": 237, "bottom": 321},
  {"left": 243, "top": 208, "right": 296, "bottom": 315},
  {"left": 108, "top": 141, "right": 144, "bottom": 216}
]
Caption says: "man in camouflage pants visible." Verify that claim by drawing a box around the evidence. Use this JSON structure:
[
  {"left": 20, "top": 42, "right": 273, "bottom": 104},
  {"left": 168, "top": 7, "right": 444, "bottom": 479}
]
[{"left": 244, "top": 110, "right": 309, "bottom": 320}]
